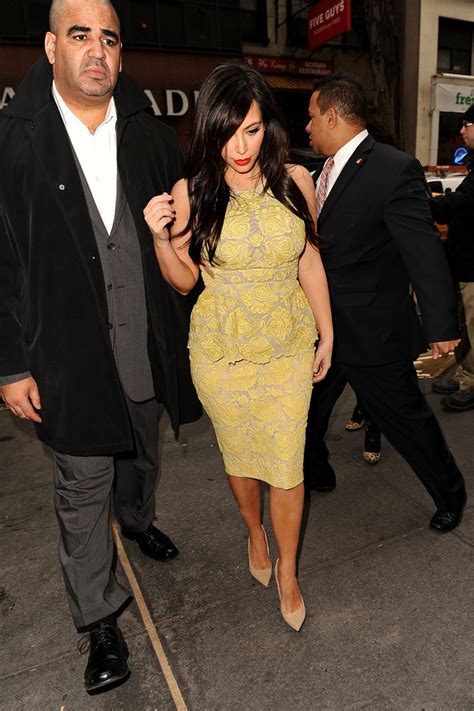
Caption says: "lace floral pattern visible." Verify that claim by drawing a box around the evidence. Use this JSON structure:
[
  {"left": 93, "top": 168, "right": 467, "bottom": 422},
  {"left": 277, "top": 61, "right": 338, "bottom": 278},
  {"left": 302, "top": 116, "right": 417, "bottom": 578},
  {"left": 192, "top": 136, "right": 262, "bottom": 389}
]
[
  {"left": 190, "top": 350, "right": 314, "bottom": 488},
  {"left": 188, "top": 191, "right": 317, "bottom": 487},
  {"left": 188, "top": 191, "right": 317, "bottom": 364}
]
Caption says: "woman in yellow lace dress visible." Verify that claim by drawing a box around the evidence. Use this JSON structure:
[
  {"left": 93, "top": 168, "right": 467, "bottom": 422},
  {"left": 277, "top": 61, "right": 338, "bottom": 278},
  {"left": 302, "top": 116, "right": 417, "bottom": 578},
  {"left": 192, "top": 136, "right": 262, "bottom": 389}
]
[{"left": 145, "top": 63, "right": 333, "bottom": 631}]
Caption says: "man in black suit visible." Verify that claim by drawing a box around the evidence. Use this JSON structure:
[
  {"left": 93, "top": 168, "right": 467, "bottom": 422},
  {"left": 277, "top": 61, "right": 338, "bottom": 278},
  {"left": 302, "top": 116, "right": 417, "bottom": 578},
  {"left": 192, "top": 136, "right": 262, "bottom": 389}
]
[
  {"left": 431, "top": 106, "right": 474, "bottom": 411},
  {"left": 304, "top": 74, "right": 467, "bottom": 532}
]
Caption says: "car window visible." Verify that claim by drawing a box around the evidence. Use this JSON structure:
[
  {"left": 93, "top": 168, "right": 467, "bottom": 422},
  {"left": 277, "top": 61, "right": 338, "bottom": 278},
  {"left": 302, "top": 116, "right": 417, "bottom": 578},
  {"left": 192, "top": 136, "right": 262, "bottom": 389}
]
[{"left": 427, "top": 180, "right": 443, "bottom": 195}]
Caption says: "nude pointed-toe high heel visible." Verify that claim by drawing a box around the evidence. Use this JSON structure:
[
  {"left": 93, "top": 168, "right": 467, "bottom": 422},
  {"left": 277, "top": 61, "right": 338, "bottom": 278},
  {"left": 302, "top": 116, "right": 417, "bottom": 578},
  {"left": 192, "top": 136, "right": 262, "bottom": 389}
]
[
  {"left": 274, "top": 559, "right": 306, "bottom": 632},
  {"left": 248, "top": 525, "right": 272, "bottom": 587}
]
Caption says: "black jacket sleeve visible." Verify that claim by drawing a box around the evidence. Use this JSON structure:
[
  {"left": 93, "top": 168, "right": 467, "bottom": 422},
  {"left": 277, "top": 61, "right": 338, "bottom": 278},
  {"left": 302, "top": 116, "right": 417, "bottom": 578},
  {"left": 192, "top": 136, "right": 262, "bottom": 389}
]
[
  {"left": 383, "top": 157, "right": 459, "bottom": 343},
  {"left": 430, "top": 171, "right": 474, "bottom": 223}
]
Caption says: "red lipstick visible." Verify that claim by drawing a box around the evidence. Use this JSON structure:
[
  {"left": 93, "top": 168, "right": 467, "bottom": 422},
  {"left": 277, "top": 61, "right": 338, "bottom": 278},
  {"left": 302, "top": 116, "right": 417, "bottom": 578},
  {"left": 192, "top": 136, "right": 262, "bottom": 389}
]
[{"left": 234, "top": 158, "right": 251, "bottom": 166}]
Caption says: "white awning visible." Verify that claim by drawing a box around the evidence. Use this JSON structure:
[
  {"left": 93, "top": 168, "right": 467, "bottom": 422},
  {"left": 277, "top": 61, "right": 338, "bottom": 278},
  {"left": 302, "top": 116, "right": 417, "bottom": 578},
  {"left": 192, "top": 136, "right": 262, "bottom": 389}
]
[{"left": 434, "top": 80, "right": 474, "bottom": 113}]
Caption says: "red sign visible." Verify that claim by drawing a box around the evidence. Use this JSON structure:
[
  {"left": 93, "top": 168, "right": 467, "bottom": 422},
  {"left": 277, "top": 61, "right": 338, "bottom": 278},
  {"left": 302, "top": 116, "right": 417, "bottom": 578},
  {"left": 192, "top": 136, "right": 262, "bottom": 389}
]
[
  {"left": 308, "top": 0, "right": 352, "bottom": 50},
  {"left": 244, "top": 55, "right": 332, "bottom": 77}
]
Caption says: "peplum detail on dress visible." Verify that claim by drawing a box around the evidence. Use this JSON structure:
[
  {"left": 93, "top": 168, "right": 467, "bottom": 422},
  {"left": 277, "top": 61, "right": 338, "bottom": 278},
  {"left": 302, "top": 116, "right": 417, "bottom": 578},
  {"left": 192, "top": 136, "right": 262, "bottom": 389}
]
[{"left": 188, "top": 191, "right": 317, "bottom": 364}]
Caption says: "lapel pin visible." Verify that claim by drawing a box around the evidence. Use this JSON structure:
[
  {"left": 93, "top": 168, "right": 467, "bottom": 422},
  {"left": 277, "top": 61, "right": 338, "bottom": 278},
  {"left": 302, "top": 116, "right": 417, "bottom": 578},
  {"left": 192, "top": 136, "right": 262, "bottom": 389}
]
[{"left": 355, "top": 158, "right": 363, "bottom": 165}]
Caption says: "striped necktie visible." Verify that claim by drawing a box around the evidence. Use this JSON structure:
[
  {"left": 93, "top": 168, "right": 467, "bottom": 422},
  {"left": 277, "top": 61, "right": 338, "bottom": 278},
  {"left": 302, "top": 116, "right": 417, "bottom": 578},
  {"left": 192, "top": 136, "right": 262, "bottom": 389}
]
[{"left": 315, "top": 157, "right": 335, "bottom": 218}]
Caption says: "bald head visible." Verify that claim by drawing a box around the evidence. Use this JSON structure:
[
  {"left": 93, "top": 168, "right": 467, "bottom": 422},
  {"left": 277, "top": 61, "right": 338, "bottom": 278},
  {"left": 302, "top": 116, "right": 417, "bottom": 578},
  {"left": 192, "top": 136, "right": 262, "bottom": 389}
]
[
  {"left": 49, "top": 0, "right": 119, "bottom": 35},
  {"left": 45, "top": 0, "right": 121, "bottom": 112}
]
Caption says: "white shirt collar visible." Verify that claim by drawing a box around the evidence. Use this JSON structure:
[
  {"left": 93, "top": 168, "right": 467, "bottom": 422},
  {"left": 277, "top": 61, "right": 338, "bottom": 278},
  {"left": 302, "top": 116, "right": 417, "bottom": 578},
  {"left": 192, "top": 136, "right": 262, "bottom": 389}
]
[
  {"left": 317, "top": 128, "right": 369, "bottom": 198},
  {"left": 332, "top": 129, "right": 369, "bottom": 176},
  {"left": 52, "top": 81, "right": 117, "bottom": 133}
]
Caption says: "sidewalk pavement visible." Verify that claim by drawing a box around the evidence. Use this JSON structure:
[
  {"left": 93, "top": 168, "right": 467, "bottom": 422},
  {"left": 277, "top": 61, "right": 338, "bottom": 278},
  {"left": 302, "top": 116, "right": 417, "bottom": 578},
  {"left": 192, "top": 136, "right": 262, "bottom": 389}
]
[{"left": 0, "top": 374, "right": 473, "bottom": 711}]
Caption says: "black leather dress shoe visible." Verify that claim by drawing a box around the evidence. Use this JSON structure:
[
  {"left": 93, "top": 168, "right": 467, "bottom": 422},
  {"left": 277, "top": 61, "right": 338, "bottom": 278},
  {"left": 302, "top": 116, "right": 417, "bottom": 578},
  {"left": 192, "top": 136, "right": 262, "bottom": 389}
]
[
  {"left": 429, "top": 507, "right": 464, "bottom": 532},
  {"left": 440, "top": 389, "right": 474, "bottom": 411},
  {"left": 83, "top": 623, "right": 129, "bottom": 693},
  {"left": 122, "top": 524, "right": 179, "bottom": 561},
  {"left": 432, "top": 378, "right": 459, "bottom": 394},
  {"left": 304, "top": 463, "right": 336, "bottom": 492}
]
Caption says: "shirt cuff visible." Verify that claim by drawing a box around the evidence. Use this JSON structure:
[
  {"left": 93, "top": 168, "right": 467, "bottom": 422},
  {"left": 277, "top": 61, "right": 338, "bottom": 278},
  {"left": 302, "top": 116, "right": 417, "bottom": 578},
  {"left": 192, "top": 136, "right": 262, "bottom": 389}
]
[{"left": 0, "top": 372, "right": 32, "bottom": 385}]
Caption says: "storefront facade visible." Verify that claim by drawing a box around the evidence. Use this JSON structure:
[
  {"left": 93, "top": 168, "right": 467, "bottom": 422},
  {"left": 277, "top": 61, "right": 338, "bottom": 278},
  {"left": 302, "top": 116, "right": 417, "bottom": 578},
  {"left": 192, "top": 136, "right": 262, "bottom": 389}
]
[
  {"left": 403, "top": 0, "right": 474, "bottom": 165},
  {"left": 0, "top": 45, "right": 239, "bottom": 147},
  {"left": 430, "top": 77, "right": 474, "bottom": 165},
  {"left": 0, "top": 1, "right": 372, "bottom": 153}
]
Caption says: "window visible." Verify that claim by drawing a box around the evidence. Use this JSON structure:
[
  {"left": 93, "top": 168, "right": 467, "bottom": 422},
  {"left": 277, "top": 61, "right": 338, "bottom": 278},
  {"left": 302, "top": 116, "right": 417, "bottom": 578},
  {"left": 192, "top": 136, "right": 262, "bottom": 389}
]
[
  {"left": 155, "top": 0, "right": 241, "bottom": 53},
  {"left": 155, "top": 1, "right": 186, "bottom": 47},
  {"left": 0, "top": 0, "right": 27, "bottom": 37},
  {"left": 26, "top": 0, "right": 49, "bottom": 38},
  {"left": 241, "top": 0, "right": 268, "bottom": 44},
  {"left": 0, "top": 0, "right": 241, "bottom": 53},
  {"left": 438, "top": 112, "right": 465, "bottom": 165},
  {"left": 437, "top": 17, "right": 472, "bottom": 75},
  {"left": 0, "top": 0, "right": 48, "bottom": 41},
  {"left": 130, "top": 0, "right": 158, "bottom": 43},
  {"left": 286, "top": 0, "right": 309, "bottom": 49}
]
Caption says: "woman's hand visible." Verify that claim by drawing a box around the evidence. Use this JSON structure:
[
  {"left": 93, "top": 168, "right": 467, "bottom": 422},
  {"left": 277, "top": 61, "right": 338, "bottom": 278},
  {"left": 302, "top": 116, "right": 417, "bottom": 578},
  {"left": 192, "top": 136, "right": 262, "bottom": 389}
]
[
  {"left": 312, "top": 339, "right": 332, "bottom": 383},
  {"left": 143, "top": 193, "right": 175, "bottom": 242}
]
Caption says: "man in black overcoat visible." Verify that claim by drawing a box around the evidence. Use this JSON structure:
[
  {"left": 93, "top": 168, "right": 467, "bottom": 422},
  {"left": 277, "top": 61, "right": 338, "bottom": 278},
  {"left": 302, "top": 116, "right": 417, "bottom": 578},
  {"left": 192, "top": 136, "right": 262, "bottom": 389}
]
[
  {"left": 431, "top": 105, "right": 474, "bottom": 411},
  {"left": 0, "top": 0, "right": 200, "bottom": 693},
  {"left": 304, "top": 74, "right": 467, "bottom": 532}
]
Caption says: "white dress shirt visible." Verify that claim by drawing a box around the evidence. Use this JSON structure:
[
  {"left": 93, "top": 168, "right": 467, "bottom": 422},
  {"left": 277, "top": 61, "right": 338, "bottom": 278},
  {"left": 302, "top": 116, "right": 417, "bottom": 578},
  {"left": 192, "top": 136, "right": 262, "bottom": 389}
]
[
  {"left": 316, "top": 129, "right": 369, "bottom": 197},
  {"left": 52, "top": 82, "right": 118, "bottom": 233}
]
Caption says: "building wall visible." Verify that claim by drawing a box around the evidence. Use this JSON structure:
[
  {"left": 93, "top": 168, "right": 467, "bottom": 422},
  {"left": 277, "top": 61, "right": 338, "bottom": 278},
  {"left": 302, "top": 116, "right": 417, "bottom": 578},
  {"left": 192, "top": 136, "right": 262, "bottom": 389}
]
[
  {"left": 0, "top": 45, "right": 236, "bottom": 147},
  {"left": 244, "top": 0, "right": 373, "bottom": 89},
  {"left": 0, "top": 1, "right": 374, "bottom": 152},
  {"left": 416, "top": 0, "right": 474, "bottom": 164},
  {"left": 242, "top": 0, "right": 373, "bottom": 149},
  {"left": 400, "top": 0, "right": 421, "bottom": 156}
]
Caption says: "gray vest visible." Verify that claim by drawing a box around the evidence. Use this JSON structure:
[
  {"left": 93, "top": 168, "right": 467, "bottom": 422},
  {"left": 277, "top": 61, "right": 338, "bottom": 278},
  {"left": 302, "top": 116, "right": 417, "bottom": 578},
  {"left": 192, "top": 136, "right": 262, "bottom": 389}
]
[{"left": 74, "top": 158, "right": 155, "bottom": 402}]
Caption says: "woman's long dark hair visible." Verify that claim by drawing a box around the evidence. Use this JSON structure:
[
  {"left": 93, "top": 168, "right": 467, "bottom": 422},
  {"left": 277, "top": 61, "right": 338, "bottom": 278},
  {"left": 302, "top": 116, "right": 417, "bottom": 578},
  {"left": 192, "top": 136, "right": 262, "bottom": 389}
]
[{"left": 182, "top": 62, "right": 318, "bottom": 265}]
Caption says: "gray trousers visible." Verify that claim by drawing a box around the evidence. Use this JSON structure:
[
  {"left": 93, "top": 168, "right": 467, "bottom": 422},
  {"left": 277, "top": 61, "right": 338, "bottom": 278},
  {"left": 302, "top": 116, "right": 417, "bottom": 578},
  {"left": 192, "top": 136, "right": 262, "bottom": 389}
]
[{"left": 52, "top": 397, "right": 162, "bottom": 629}]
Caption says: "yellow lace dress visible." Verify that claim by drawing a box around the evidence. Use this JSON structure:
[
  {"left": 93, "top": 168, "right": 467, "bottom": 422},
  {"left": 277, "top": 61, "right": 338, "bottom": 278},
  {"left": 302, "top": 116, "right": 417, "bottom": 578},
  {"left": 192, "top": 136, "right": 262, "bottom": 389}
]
[{"left": 188, "top": 190, "right": 317, "bottom": 489}]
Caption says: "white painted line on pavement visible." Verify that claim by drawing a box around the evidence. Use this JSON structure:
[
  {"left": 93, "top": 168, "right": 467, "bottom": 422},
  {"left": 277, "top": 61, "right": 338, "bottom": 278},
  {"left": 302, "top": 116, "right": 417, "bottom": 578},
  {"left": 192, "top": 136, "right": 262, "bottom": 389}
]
[{"left": 113, "top": 524, "right": 188, "bottom": 711}]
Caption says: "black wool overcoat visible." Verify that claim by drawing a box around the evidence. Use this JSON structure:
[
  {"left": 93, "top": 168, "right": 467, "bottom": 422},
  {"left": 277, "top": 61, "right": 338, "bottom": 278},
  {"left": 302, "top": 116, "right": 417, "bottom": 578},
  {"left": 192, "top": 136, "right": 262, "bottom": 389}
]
[{"left": 0, "top": 57, "right": 201, "bottom": 455}]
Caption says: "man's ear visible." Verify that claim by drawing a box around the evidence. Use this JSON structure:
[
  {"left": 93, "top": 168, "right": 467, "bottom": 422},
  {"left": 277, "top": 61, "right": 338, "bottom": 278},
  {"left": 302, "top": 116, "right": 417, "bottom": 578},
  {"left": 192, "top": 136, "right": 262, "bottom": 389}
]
[
  {"left": 119, "top": 43, "right": 123, "bottom": 72},
  {"left": 326, "top": 107, "right": 338, "bottom": 128},
  {"left": 44, "top": 32, "right": 56, "bottom": 65}
]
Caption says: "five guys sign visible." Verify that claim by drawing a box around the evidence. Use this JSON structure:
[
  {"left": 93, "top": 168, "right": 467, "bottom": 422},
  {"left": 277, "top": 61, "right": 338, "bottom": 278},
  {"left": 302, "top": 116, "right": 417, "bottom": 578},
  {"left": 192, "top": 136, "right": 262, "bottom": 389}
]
[{"left": 308, "top": 0, "right": 352, "bottom": 50}]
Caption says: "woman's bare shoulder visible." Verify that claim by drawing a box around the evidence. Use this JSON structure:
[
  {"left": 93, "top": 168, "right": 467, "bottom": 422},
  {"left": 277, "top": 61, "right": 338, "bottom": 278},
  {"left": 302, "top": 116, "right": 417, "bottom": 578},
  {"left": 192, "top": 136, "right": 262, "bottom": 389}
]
[{"left": 171, "top": 178, "right": 189, "bottom": 200}]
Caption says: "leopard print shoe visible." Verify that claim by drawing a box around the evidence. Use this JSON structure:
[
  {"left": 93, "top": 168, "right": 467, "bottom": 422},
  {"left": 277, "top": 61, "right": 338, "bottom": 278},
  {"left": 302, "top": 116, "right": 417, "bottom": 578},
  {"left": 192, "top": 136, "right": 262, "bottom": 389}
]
[
  {"left": 345, "top": 403, "right": 366, "bottom": 431},
  {"left": 362, "top": 419, "right": 381, "bottom": 465}
]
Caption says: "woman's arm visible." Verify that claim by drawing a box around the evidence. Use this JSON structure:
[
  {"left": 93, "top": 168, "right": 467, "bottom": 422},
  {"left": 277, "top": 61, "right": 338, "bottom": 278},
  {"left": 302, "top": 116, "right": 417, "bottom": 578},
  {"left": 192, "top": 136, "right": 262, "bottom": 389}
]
[
  {"left": 144, "top": 178, "right": 200, "bottom": 295},
  {"left": 299, "top": 243, "right": 333, "bottom": 381},
  {"left": 289, "top": 164, "right": 334, "bottom": 382}
]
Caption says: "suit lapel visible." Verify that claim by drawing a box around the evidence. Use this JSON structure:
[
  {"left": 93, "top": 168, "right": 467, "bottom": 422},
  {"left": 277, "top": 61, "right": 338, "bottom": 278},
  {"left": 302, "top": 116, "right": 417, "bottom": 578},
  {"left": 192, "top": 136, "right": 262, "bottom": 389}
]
[{"left": 318, "top": 135, "right": 375, "bottom": 225}]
